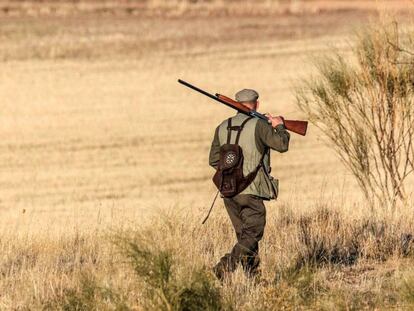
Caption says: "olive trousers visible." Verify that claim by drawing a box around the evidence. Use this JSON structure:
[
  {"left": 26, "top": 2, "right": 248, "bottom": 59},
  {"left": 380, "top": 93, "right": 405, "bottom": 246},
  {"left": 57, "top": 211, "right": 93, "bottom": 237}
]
[{"left": 214, "top": 194, "right": 266, "bottom": 279}]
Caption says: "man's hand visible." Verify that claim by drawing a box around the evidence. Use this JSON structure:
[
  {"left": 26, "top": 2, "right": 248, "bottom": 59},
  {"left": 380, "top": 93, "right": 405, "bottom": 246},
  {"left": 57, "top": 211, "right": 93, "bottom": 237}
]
[{"left": 265, "top": 113, "right": 284, "bottom": 128}]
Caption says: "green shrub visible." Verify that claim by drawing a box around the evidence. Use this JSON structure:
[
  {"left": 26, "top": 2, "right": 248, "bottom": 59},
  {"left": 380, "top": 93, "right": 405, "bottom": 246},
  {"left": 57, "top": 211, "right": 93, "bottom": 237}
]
[
  {"left": 43, "top": 273, "right": 129, "bottom": 311},
  {"left": 115, "top": 232, "right": 225, "bottom": 311},
  {"left": 296, "top": 22, "right": 414, "bottom": 209}
]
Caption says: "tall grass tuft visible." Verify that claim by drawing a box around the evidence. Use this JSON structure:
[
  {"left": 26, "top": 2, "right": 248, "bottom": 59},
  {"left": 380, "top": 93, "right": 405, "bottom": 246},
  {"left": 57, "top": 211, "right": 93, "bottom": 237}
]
[
  {"left": 295, "top": 208, "right": 359, "bottom": 268},
  {"left": 115, "top": 232, "right": 225, "bottom": 311},
  {"left": 291, "top": 207, "right": 414, "bottom": 270},
  {"left": 44, "top": 273, "right": 129, "bottom": 311},
  {"left": 296, "top": 21, "right": 414, "bottom": 210}
]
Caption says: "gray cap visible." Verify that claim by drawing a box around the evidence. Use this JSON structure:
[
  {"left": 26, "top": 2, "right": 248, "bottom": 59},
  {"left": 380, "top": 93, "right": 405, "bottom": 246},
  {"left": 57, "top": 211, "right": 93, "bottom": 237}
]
[{"left": 235, "top": 89, "right": 259, "bottom": 102}]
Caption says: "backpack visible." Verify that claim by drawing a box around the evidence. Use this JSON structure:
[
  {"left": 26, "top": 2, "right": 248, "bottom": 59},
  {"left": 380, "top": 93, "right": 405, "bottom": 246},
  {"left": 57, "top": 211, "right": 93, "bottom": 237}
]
[{"left": 212, "top": 117, "right": 266, "bottom": 198}]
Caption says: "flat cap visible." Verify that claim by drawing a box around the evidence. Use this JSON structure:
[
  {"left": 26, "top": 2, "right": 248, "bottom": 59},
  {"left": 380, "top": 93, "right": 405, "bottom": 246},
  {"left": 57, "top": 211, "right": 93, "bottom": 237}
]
[{"left": 235, "top": 89, "right": 259, "bottom": 103}]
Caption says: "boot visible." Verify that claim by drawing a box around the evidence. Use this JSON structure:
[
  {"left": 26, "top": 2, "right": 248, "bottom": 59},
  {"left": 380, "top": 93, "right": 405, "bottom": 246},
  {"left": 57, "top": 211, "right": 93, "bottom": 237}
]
[
  {"left": 241, "top": 255, "right": 261, "bottom": 278},
  {"left": 213, "top": 253, "right": 237, "bottom": 281}
]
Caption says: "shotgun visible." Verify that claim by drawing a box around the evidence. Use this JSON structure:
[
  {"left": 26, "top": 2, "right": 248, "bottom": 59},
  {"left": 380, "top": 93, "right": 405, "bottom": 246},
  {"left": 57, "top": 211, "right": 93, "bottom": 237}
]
[{"left": 178, "top": 79, "right": 308, "bottom": 136}]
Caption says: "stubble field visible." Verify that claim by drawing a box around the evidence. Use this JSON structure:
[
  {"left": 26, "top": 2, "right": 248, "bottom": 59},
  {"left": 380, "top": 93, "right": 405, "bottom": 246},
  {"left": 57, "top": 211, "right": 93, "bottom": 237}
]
[{"left": 1, "top": 1, "right": 414, "bottom": 309}]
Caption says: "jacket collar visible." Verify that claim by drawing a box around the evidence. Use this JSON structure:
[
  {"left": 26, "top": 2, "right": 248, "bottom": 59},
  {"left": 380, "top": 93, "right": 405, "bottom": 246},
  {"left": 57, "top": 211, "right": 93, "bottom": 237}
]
[{"left": 235, "top": 112, "right": 250, "bottom": 120}]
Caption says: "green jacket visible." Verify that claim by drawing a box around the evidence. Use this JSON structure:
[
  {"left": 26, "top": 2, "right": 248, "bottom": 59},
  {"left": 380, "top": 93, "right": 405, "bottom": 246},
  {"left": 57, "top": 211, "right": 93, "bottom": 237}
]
[{"left": 209, "top": 113, "right": 290, "bottom": 200}]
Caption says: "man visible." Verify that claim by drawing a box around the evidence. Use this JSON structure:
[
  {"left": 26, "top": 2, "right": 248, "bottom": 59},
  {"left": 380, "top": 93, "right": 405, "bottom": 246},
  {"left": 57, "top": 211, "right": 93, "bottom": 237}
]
[{"left": 208, "top": 88, "right": 290, "bottom": 280}]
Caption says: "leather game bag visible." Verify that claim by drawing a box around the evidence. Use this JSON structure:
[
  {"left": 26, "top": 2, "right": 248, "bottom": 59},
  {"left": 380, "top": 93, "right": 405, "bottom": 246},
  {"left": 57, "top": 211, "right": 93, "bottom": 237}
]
[{"left": 213, "top": 117, "right": 265, "bottom": 197}]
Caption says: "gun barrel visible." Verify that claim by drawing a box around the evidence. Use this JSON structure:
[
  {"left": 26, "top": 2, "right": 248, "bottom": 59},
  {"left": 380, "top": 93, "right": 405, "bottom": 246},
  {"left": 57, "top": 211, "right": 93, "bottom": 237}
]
[
  {"left": 178, "top": 79, "right": 245, "bottom": 113},
  {"left": 178, "top": 79, "right": 219, "bottom": 102}
]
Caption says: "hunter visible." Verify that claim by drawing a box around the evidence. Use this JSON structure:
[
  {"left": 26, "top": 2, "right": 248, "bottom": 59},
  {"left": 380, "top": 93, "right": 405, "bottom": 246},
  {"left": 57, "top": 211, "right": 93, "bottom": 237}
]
[{"left": 209, "top": 88, "right": 290, "bottom": 280}]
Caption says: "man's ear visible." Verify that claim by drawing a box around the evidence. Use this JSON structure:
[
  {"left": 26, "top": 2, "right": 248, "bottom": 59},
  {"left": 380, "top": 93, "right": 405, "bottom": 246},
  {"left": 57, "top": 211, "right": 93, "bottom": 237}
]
[{"left": 256, "top": 100, "right": 260, "bottom": 111}]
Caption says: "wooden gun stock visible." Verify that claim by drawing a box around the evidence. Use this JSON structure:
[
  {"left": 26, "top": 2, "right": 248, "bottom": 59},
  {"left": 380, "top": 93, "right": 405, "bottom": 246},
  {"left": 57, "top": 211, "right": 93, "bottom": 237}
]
[
  {"left": 216, "top": 94, "right": 308, "bottom": 136},
  {"left": 283, "top": 120, "right": 308, "bottom": 136},
  {"left": 216, "top": 94, "right": 250, "bottom": 113}
]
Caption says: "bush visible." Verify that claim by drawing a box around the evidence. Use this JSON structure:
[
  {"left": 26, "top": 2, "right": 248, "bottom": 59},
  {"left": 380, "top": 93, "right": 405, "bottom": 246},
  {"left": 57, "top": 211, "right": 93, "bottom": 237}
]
[
  {"left": 115, "top": 232, "right": 225, "bottom": 311},
  {"left": 296, "top": 21, "right": 414, "bottom": 209},
  {"left": 44, "top": 273, "right": 129, "bottom": 311}
]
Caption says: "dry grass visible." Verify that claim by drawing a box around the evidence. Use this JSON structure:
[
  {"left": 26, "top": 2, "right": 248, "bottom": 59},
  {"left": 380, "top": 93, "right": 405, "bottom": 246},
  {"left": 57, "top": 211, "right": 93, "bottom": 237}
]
[
  {"left": 1, "top": 2, "right": 414, "bottom": 309},
  {"left": 3, "top": 204, "right": 414, "bottom": 309}
]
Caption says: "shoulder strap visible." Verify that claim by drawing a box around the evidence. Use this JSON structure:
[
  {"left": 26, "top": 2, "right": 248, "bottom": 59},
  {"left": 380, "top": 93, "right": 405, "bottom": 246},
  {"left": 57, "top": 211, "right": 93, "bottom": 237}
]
[
  {"left": 261, "top": 148, "right": 272, "bottom": 178},
  {"left": 255, "top": 147, "right": 268, "bottom": 171},
  {"left": 226, "top": 118, "right": 232, "bottom": 144},
  {"left": 244, "top": 147, "right": 268, "bottom": 183},
  {"left": 235, "top": 117, "right": 253, "bottom": 144},
  {"left": 226, "top": 116, "right": 253, "bottom": 145},
  {"left": 237, "top": 146, "right": 269, "bottom": 194}
]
